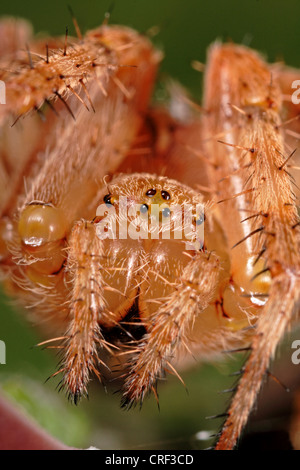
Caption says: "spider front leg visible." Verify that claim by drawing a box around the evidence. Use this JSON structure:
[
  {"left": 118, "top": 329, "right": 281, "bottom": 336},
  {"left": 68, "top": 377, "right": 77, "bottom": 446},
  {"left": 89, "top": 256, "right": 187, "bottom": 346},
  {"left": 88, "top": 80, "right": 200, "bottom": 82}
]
[
  {"left": 61, "top": 220, "right": 107, "bottom": 402},
  {"left": 121, "top": 249, "right": 220, "bottom": 408},
  {"left": 62, "top": 216, "right": 145, "bottom": 403}
]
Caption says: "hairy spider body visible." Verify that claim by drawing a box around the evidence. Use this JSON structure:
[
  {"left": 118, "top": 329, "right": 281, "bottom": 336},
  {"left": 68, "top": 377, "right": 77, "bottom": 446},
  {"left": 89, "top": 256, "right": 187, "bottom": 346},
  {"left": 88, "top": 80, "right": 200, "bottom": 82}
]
[{"left": 0, "top": 18, "right": 299, "bottom": 450}]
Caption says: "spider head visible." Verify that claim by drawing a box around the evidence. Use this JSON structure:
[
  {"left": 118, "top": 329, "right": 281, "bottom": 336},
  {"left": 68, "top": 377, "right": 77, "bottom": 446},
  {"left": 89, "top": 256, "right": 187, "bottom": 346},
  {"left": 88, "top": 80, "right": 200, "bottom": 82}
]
[{"left": 95, "top": 173, "right": 205, "bottom": 250}]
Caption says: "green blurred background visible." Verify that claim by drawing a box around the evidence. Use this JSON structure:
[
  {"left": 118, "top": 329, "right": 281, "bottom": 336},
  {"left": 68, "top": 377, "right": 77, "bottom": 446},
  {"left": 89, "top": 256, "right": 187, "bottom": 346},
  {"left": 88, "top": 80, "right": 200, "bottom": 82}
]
[
  {"left": 0, "top": 0, "right": 300, "bottom": 450},
  {"left": 2, "top": 0, "right": 300, "bottom": 95}
]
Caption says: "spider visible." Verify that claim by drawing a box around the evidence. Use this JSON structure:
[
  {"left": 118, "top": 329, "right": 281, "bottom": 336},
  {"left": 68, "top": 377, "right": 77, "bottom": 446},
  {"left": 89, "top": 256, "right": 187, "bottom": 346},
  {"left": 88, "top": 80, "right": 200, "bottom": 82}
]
[{"left": 0, "top": 16, "right": 299, "bottom": 450}]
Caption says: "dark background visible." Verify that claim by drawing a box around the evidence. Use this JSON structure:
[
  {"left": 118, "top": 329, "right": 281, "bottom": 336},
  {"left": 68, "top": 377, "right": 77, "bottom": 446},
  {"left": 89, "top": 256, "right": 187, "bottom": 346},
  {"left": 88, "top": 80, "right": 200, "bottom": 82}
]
[{"left": 0, "top": 0, "right": 300, "bottom": 450}]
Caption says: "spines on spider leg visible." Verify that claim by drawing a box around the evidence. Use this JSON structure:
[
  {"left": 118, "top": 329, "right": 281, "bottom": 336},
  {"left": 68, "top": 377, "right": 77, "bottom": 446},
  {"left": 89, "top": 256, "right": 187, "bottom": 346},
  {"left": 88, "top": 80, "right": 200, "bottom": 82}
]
[
  {"left": 203, "top": 43, "right": 300, "bottom": 450},
  {"left": 203, "top": 44, "right": 275, "bottom": 293},
  {"left": 121, "top": 251, "right": 220, "bottom": 408},
  {"left": 1, "top": 27, "right": 109, "bottom": 115},
  {"left": 203, "top": 43, "right": 300, "bottom": 287},
  {"left": 62, "top": 221, "right": 107, "bottom": 402},
  {"left": 208, "top": 46, "right": 300, "bottom": 278},
  {"left": 0, "top": 24, "right": 161, "bottom": 122},
  {"left": 14, "top": 26, "right": 160, "bottom": 234},
  {"left": 272, "top": 64, "right": 300, "bottom": 195},
  {"left": 0, "top": 19, "right": 58, "bottom": 218},
  {"left": 9, "top": 26, "right": 159, "bottom": 295},
  {"left": 215, "top": 274, "right": 300, "bottom": 450}
]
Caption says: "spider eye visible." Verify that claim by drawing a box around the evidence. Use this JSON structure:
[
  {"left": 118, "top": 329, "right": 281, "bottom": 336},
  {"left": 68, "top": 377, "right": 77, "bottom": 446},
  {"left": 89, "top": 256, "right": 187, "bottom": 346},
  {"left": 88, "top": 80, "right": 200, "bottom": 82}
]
[
  {"left": 162, "top": 207, "right": 171, "bottom": 218},
  {"left": 195, "top": 214, "right": 205, "bottom": 225},
  {"left": 140, "top": 204, "right": 149, "bottom": 214},
  {"left": 145, "top": 189, "right": 156, "bottom": 197},
  {"left": 161, "top": 190, "right": 171, "bottom": 201},
  {"left": 103, "top": 194, "right": 114, "bottom": 207}
]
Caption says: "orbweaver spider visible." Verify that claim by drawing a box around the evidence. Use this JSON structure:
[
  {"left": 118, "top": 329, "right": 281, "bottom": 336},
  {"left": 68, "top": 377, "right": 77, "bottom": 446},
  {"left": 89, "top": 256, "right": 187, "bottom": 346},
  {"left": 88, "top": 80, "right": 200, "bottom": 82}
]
[{"left": 0, "top": 15, "right": 299, "bottom": 450}]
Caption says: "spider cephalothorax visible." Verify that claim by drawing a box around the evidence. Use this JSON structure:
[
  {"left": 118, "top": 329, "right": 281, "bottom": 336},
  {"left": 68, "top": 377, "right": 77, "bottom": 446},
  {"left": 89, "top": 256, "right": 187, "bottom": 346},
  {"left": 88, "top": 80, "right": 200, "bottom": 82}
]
[{"left": 63, "top": 173, "right": 215, "bottom": 406}]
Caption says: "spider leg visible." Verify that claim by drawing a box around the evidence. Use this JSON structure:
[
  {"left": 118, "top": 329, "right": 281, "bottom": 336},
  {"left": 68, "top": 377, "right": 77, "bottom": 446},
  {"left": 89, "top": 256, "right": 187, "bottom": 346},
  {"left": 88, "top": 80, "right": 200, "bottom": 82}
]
[
  {"left": 203, "top": 43, "right": 300, "bottom": 450},
  {"left": 0, "top": 26, "right": 159, "bottom": 310},
  {"left": 121, "top": 250, "right": 220, "bottom": 408},
  {"left": 273, "top": 65, "right": 300, "bottom": 193},
  {"left": 215, "top": 273, "right": 300, "bottom": 449},
  {"left": 62, "top": 220, "right": 107, "bottom": 403}
]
